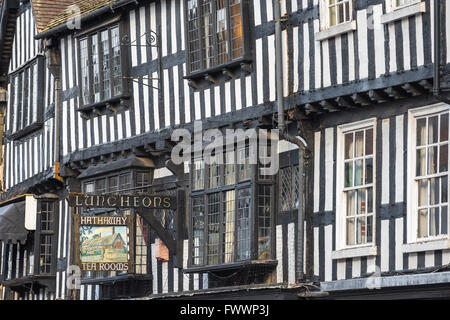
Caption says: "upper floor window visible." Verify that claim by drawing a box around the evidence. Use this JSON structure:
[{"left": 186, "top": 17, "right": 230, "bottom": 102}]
[
  {"left": 394, "top": 0, "right": 419, "bottom": 9},
  {"left": 336, "top": 119, "right": 375, "bottom": 249},
  {"left": 408, "top": 105, "right": 449, "bottom": 243},
  {"left": 78, "top": 25, "right": 124, "bottom": 108},
  {"left": 186, "top": 0, "right": 246, "bottom": 74},
  {"left": 328, "top": 0, "right": 351, "bottom": 27},
  {"left": 7, "top": 57, "right": 44, "bottom": 136}
]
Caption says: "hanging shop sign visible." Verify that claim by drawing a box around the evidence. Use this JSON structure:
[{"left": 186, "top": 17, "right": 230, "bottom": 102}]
[
  {"left": 67, "top": 193, "right": 176, "bottom": 209},
  {"left": 74, "top": 214, "right": 135, "bottom": 272}
]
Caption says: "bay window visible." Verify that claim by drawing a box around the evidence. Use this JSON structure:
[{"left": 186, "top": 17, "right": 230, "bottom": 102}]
[{"left": 185, "top": 0, "right": 249, "bottom": 75}]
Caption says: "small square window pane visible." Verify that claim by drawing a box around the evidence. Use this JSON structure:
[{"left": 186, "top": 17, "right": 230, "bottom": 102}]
[
  {"left": 441, "top": 206, "right": 448, "bottom": 235},
  {"left": 428, "top": 116, "right": 439, "bottom": 144},
  {"left": 346, "top": 218, "right": 355, "bottom": 245},
  {"left": 416, "top": 118, "right": 427, "bottom": 146},
  {"left": 428, "top": 146, "right": 437, "bottom": 175},
  {"left": 416, "top": 148, "right": 426, "bottom": 176},
  {"left": 344, "top": 133, "right": 353, "bottom": 160},
  {"left": 429, "top": 207, "right": 439, "bottom": 236},
  {"left": 365, "top": 158, "right": 373, "bottom": 184},
  {"left": 355, "top": 131, "right": 364, "bottom": 157},
  {"left": 365, "top": 128, "right": 373, "bottom": 155},
  {"left": 329, "top": 6, "right": 337, "bottom": 26},
  {"left": 439, "top": 144, "right": 448, "bottom": 173},
  {"left": 440, "top": 113, "right": 449, "bottom": 142},
  {"left": 354, "top": 159, "right": 363, "bottom": 186},
  {"left": 418, "top": 179, "right": 428, "bottom": 207},
  {"left": 345, "top": 162, "right": 353, "bottom": 188},
  {"left": 418, "top": 209, "right": 428, "bottom": 238},
  {"left": 347, "top": 190, "right": 356, "bottom": 216}
]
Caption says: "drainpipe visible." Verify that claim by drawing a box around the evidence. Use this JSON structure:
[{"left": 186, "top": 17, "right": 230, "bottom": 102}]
[
  {"left": 433, "top": 0, "right": 450, "bottom": 104},
  {"left": 45, "top": 43, "right": 63, "bottom": 182},
  {"left": 274, "top": 0, "right": 309, "bottom": 281}
]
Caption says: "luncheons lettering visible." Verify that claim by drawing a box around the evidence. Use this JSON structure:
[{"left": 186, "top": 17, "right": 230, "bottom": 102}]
[{"left": 67, "top": 193, "right": 175, "bottom": 209}]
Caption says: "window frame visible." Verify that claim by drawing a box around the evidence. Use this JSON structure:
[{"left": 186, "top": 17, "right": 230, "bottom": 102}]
[
  {"left": 76, "top": 20, "right": 129, "bottom": 113},
  {"left": 319, "top": 0, "right": 354, "bottom": 31},
  {"left": 336, "top": 118, "right": 377, "bottom": 251},
  {"left": 391, "top": 0, "right": 419, "bottom": 11},
  {"left": 184, "top": 0, "right": 252, "bottom": 77},
  {"left": 407, "top": 103, "right": 450, "bottom": 244},
  {"left": 187, "top": 138, "right": 276, "bottom": 269},
  {"left": 6, "top": 56, "right": 45, "bottom": 139}
]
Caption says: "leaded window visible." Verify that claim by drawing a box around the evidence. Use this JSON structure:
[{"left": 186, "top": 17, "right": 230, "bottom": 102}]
[
  {"left": 8, "top": 59, "right": 43, "bottom": 135},
  {"left": 78, "top": 25, "right": 124, "bottom": 107},
  {"left": 186, "top": 0, "right": 245, "bottom": 73},
  {"left": 415, "top": 113, "right": 449, "bottom": 238},
  {"left": 38, "top": 201, "right": 56, "bottom": 275},
  {"left": 280, "top": 165, "right": 301, "bottom": 212}
]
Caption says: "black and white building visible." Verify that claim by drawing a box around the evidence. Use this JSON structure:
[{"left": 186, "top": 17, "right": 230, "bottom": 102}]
[{"left": 0, "top": 0, "right": 449, "bottom": 300}]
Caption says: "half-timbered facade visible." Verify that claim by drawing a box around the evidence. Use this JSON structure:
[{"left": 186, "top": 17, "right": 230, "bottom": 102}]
[{"left": 0, "top": 0, "right": 449, "bottom": 300}]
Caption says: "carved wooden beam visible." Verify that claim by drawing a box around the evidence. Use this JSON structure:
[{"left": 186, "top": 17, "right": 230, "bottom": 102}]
[
  {"left": 335, "top": 96, "right": 358, "bottom": 109},
  {"left": 402, "top": 82, "right": 427, "bottom": 96},
  {"left": 320, "top": 99, "right": 340, "bottom": 112},
  {"left": 368, "top": 89, "right": 390, "bottom": 103},
  {"left": 385, "top": 86, "right": 408, "bottom": 99},
  {"left": 351, "top": 93, "right": 371, "bottom": 106}
]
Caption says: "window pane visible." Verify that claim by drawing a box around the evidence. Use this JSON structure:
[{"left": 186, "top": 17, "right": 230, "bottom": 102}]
[
  {"left": 357, "top": 189, "right": 366, "bottom": 215},
  {"left": 440, "top": 144, "right": 448, "bottom": 173},
  {"left": 442, "top": 206, "right": 448, "bottom": 235},
  {"left": 354, "top": 159, "right": 363, "bottom": 186},
  {"left": 224, "top": 151, "right": 236, "bottom": 185},
  {"left": 428, "top": 116, "right": 439, "bottom": 144},
  {"left": 367, "top": 215, "right": 373, "bottom": 242},
  {"left": 193, "top": 160, "right": 205, "bottom": 190},
  {"left": 329, "top": 6, "right": 337, "bottom": 26},
  {"left": 207, "top": 193, "right": 220, "bottom": 265},
  {"left": 355, "top": 131, "right": 364, "bottom": 158},
  {"left": 223, "top": 191, "right": 235, "bottom": 263},
  {"left": 80, "top": 39, "right": 90, "bottom": 105},
  {"left": 416, "top": 118, "right": 426, "bottom": 146},
  {"left": 85, "top": 182, "right": 95, "bottom": 194},
  {"left": 430, "top": 178, "right": 439, "bottom": 205},
  {"left": 346, "top": 218, "right": 355, "bottom": 245},
  {"left": 238, "top": 145, "right": 251, "bottom": 181},
  {"left": 365, "top": 128, "right": 373, "bottom": 155},
  {"left": 365, "top": 158, "right": 373, "bottom": 184},
  {"left": 237, "top": 188, "right": 251, "bottom": 261},
  {"left": 208, "top": 153, "right": 221, "bottom": 189},
  {"left": 101, "top": 30, "right": 111, "bottom": 100},
  {"left": 441, "top": 176, "right": 448, "bottom": 203},
  {"left": 32, "top": 63, "right": 38, "bottom": 123},
  {"left": 230, "top": 0, "right": 243, "bottom": 59},
  {"left": 418, "top": 179, "right": 427, "bottom": 207},
  {"left": 428, "top": 146, "right": 437, "bottom": 174},
  {"left": 418, "top": 209, "right": 428, "bottom": 238},
  {"left": 345, "top": 162, "right": 353, "bottom": 188},
  {"left": 111, "top": 27, "right": 122, "bottom": 96},
  {"left": 416, "top": 148, "right": 426, "bottom": 176},
  {"left": 109, "top": 176, "right": 118, "bottom": 193},
  {"left": 187, "top": 0, "right": 201, "bottom": 71},
  {"left": 430, "top": 207, "right": 439, "bottom": 236},
  {"left": 202, "top": 0, "right": 214, "bottom": 68},
  {"left": 192, "top": 196, "right": 205, "bottom": 265},
  {"left": 344, "top": 133, "right": 353, "bottom": 160},
  {"left": 91, "top": 34, "right": 101, "bottom": 103},
  {"left": 216, "top": 1, "right": 228, "bottom": 65},
  {"left": 346, "top": 190, "right": 356, "bottom": 216},
  {"left": 367, "top": 187, "right": 373, "bottom": 213},
  {"left": 356, "top": 216, "right": 366, "bottom": 244},
  {"left": 440, "top": 113, "right": 449, "bottom": 142},
  {"left": 257, "top": 185, "right": 272, "bottom": 260}
]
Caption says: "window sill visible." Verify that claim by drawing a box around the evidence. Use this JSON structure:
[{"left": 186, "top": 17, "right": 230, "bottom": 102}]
[
  {"left": 6, "top": 122, "right": 43, "bottom": 141},
  {"left": 402, "top": 238, "right": 449, "bottom": 253},
  {"left": 331, "top": 245, "right": 378, "bottom": 260},
  {"left": 184, "top": 259, "right": 278, "bottom": 274},
  {"left": 77, "top": 94, "right": 130, "bottom": 118},
  {"left": 314, "top": 21, "right": 357, "bottom": 42},
  {"left": 184, "top": 57, "right": 252, "bottom": 85},
  {"left": 380, "top": 2, "right": 426, "bottom": 24}
]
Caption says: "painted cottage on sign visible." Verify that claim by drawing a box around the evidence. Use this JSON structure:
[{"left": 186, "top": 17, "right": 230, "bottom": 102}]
[{"left": 0, "top": 0, "right": 449, "bottom": 300}]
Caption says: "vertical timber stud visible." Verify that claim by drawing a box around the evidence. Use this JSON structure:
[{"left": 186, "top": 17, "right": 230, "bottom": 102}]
[
  {"left": 72, "top": 209, "right": 79, "bottom": 300},
  {"left": 176, "top": 189, "right": 186, "bottom": 269}
]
